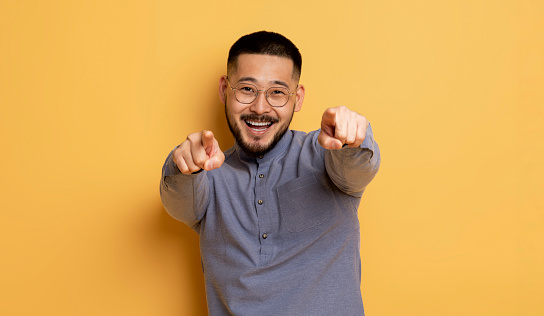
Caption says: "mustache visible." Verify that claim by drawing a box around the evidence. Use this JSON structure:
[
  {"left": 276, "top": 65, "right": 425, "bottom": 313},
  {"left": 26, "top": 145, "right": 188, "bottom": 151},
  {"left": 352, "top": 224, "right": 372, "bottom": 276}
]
[{"left": 240, "top": 114, "right": 279, "bottom": 123}]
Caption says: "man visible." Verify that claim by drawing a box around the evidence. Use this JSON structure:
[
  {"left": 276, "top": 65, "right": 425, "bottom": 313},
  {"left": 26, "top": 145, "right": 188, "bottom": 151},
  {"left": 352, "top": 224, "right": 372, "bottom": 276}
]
[{"left": 160, "top": 31, "right": 380, "bottom": 315}]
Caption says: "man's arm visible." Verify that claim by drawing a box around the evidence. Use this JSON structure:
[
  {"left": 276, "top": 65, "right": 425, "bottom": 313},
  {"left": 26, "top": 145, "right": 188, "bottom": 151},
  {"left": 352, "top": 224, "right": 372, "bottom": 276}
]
[
  {"left": 159, "top": 130, "right": 224, "bottom": 228},
  {"left": 318, "top": 106, "right": 381, "bottom": 197}
]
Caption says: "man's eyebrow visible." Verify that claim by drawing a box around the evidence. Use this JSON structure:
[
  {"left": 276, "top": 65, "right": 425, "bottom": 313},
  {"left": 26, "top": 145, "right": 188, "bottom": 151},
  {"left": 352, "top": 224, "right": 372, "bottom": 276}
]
[
  {"left": 237, "top": 77, "right": 291, "bottom": 89},
  {"left": 270, "top": 80, "right": 290, "bottom": 89},
  {"left": 237, "top": 77, "right": 258, "bottom": 84}
]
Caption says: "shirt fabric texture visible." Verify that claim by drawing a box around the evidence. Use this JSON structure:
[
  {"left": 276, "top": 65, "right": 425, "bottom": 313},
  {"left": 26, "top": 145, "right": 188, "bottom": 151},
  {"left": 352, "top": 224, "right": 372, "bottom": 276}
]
[{"left": 160, "top": 126, "right": 380, "bottom": 316}]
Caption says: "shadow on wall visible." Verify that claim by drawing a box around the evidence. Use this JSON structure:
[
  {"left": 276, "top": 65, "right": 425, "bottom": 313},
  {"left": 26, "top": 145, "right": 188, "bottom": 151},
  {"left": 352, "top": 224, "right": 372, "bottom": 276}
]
[
  {"left": 154, "top": 107, "right": 231, "bottom": 315},
  {"left": 155, "top": 203, "right": 208, "bottom": 315},
  {"left": 211, "top": 79, "right": 235, "bottom": 151},
  {"left": 215, "top": 109, "right": 235, "bottom": 151},
  {"left": 153, "top": 66, "right": 233, "bottom": 314}
]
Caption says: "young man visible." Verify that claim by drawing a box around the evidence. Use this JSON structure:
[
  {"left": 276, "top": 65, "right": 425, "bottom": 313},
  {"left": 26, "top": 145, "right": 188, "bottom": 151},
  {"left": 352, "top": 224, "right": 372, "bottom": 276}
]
[{"left": 160, "top": 31, "right": 380, "bottom": 315}]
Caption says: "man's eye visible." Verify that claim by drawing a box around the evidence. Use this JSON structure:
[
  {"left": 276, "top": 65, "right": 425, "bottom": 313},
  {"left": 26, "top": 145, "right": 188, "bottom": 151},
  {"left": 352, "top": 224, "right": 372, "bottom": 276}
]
[
  {"left": 239, "top": 86, "right": 255, "bottom": 93},
  {"left": 270, "top": 89, "right": 287, "bottom": 95}
]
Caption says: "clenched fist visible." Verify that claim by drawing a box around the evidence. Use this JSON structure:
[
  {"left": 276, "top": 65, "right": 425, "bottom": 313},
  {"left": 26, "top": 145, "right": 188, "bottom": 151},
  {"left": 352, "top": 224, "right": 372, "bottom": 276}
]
[
  {"left": 318, "top": 106, "right": 369, "bottom": 150},
  {"left": 173, "top": 130, "right": 225, "bottom": 174}
]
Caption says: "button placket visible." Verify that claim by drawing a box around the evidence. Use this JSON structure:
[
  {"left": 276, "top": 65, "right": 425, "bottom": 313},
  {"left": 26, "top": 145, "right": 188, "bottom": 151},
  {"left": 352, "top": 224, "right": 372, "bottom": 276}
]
[{"left": 255, "top": 161, "right": 271, "bottom": 263}]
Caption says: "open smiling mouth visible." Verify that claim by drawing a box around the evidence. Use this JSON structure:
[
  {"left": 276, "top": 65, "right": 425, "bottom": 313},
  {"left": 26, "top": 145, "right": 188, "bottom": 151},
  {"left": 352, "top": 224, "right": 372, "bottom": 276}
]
[{"left": 245, "top": 120, "right": 274, "bottom": 133}]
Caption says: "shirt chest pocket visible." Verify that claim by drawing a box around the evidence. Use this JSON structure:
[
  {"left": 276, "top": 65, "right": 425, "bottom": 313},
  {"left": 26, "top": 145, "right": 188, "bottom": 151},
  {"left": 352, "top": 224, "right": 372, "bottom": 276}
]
[{"left": 277, "top": 174, "right": 333, "bottom": 233}]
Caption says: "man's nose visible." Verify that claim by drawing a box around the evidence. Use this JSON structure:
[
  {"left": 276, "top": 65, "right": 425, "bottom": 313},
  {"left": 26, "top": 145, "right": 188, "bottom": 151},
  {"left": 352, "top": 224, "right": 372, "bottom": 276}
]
[{"left": 249, "top": 90, "right": 271, "bottom": 114}]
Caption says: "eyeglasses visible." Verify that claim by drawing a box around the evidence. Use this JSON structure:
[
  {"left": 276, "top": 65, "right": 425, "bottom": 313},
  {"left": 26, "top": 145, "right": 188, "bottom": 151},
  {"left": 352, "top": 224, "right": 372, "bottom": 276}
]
[{"left": 226, "top": 79, "right": 296, "bottom": 107}]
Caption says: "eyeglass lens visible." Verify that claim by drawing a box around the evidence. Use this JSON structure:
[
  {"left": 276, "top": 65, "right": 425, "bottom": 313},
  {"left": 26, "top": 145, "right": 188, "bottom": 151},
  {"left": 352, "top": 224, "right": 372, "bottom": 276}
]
[{"left": 234, "top": 83, "right": 290, "bottom": 107}]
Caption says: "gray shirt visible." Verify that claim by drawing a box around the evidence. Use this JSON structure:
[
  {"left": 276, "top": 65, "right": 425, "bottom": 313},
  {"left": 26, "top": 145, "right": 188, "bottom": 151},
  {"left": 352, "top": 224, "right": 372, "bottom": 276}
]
[{"left": 160, "top": 126, "right": 380, "bottom": 315}]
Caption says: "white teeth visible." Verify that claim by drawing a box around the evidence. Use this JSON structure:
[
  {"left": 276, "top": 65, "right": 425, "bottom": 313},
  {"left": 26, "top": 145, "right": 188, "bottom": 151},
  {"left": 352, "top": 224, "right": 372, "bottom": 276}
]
[{"left": 246, "top": 120, "right": 272, "bottom": 127}]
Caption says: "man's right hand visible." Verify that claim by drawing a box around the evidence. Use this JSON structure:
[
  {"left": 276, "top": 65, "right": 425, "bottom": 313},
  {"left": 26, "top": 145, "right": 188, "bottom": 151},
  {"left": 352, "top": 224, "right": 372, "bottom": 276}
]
[{"left": 173, "top": 130, "right": 225, "bottom": 174}]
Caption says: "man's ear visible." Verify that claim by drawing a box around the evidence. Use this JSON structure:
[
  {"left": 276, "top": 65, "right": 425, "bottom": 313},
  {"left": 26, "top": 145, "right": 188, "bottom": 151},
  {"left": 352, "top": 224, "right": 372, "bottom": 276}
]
[
  {"left": 219, "top": 75, "right": 228, "bottom": 105},
  {"left": 294, "top": 84, "right": 305, "bottom": 112}
]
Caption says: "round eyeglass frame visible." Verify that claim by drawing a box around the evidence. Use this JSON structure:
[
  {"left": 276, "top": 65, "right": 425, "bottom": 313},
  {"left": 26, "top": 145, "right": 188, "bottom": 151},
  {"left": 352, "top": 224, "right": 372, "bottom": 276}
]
[{"left": 226, "top": 78, "right": 297, "bottom": 108}]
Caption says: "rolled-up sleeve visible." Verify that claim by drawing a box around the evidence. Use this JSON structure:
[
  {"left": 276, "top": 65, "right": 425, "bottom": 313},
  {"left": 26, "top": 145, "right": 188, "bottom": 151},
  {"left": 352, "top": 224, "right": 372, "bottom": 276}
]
[
  {"left": 324, "top": 123, "right": 381, "bottom": 197},
  {"left": 159, "top": 149, "right": 209, "bottom": 229}
]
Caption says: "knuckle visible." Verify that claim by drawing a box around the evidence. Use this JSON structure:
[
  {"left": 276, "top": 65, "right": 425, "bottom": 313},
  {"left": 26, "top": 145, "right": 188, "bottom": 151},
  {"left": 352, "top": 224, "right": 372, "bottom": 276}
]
[
  {"left": 189, "top": 165, "right": 202, "bottom": 173},
  {"left": 193, "top": 156, "right": 206, "bottom": 166},
  {"left": 186, "top": 132, "right": 200, "bottom": 143},
  {"left": 173, "top": 151, "right": 184, "bottom": 164},
  {"left": 178, "top": 164, "right": 190, "bottom": 174},
  {"left": 336, "top": 129, "right": 347, "bottom": 138},
  {"left": 177, "top": 141, "right": 190, "bottom": 154},
  {"left": 174, "top": 143, "right": 184, "bottom": 154}
]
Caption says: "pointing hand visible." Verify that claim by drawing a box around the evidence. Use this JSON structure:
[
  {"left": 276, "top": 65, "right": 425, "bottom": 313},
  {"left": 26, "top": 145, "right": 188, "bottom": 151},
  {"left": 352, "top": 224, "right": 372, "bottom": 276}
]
[
  {"left": 173, "top": 130, "right": 225, "bottom": 174},
  {"left": 318, "top": 106, "right": 369, "bottom": 150}
]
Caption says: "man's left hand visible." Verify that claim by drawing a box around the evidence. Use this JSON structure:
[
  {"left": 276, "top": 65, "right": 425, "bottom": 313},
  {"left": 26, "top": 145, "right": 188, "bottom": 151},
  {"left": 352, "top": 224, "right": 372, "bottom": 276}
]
[{"left": 318, "top": 106, "right": 369, "bottom": 150}]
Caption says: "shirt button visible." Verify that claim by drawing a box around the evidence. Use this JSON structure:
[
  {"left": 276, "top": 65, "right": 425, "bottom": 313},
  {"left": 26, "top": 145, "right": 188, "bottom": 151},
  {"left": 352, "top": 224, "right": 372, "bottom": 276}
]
[
  {"left": 259, "top": 155, "right": 264, "bottom": 159},
  {"left": 262, "top": 233, "right": 268, "bottom": 239},
  {"left": 258, "top": 200, "right": 263, "bottom": 205},
  {"left": 259, "top": 174, "right": 264, "bottom": 178}
]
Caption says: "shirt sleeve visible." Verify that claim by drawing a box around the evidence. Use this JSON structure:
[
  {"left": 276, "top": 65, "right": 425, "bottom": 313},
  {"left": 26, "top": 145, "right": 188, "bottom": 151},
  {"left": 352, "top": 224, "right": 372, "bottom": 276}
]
[
  {"left": 324, "top": 123, "right": 381, "bottom": 197},
  {"left": 159, "top": 148, "right": 209, "bottom": 229}
]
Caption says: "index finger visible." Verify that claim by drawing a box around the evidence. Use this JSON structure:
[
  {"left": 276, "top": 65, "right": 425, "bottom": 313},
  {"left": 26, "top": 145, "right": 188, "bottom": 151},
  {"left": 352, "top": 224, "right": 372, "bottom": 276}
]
[{"left": 201, "top": 130, "right": 215, "bottom": 148}]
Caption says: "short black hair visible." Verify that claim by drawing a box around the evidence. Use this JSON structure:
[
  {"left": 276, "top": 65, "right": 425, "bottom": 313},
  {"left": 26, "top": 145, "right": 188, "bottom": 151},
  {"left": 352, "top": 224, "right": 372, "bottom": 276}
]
[{"left": 227, "top": 31, "right": 302, "bottom": 80}]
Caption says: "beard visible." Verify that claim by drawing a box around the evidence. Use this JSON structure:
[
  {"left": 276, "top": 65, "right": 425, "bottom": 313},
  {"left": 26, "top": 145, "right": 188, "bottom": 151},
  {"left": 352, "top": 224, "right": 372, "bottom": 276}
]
[{"left": 225, "top": 103, "right": 294, "bottom": 158}]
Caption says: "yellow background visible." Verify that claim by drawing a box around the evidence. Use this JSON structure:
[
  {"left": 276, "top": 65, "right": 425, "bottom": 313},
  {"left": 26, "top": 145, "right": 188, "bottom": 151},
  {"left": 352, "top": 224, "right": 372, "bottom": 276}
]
[{"left": 1, "top": 0, "right": 542, "bottom": 315}]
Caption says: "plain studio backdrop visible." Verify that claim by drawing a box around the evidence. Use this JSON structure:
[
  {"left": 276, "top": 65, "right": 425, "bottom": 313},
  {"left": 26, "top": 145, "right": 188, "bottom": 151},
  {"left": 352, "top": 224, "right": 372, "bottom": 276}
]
[{"left": 1, "top": 1, "right": 542, "bottom": 315}]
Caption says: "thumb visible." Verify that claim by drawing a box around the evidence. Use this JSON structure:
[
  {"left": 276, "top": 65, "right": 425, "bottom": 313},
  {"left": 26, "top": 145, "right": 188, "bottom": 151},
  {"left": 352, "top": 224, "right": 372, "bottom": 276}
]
[
  {"left": 318, "top": 108, "right": 342, "bottom": 149},
  {"left": 318, "top": 131, "right": 343, "bottom": 150},
  {"left": 201, "top": 130, "right": 224, "bottom": 171},
  {"left": 204, "top": 150, "right": 225, "bottom": 171}
]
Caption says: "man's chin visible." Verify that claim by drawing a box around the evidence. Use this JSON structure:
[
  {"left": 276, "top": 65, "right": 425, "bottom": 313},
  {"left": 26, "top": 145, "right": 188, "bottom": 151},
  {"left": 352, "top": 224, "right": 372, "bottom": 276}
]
[
  {"left": 237, "top": 125, "right": 290, "bottom": 157},
  {"left": 238, "top": 138, "right": 273, "bottom": 157}
]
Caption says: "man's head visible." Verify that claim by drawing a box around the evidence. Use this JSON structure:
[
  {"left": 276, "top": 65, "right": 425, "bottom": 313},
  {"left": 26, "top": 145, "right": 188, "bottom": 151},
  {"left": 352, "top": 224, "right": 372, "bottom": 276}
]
[
  {"left": 227, "top": 31, "right": 302, "bottom": 82},
  {"left": 219, "top": 31, "right": 305, "bottom": 157}
]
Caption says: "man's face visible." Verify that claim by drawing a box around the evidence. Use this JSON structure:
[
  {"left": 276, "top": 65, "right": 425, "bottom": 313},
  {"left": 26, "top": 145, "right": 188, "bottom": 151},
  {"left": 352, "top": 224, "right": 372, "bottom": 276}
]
[{"left": 219, "top": 54, "right": 305, "bottom": 157}]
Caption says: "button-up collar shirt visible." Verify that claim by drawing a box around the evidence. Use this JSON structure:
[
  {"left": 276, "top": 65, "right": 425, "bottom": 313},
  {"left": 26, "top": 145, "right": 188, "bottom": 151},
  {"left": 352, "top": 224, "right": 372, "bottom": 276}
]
[{"left": 161, "top": 126, "right": 380, "bottom": 315}]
